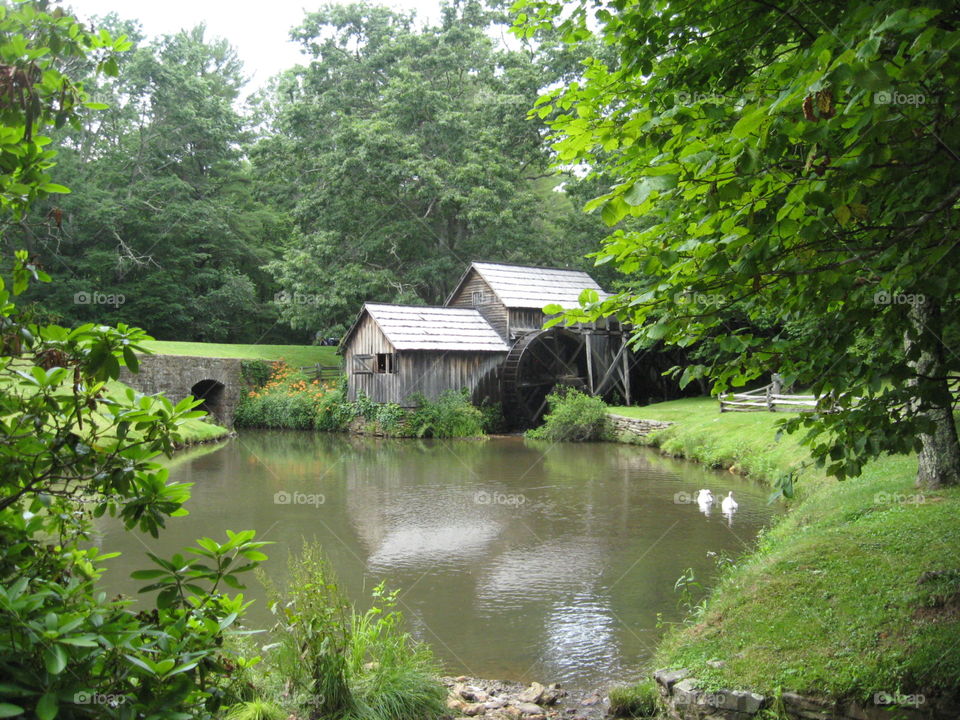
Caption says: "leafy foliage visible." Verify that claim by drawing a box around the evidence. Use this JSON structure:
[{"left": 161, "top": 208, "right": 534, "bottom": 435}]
[
  {"left": 515, "top": 0, "right": 960, "bottom": 486},
  {"left": 526, "top": 388, "right": 611, "bottom": 442},
  {"left": 0, "top": 6, "right": 268, "bottom": 717},
  {"left": 9, "top": 21, "right": 292, "bottom": 343},
  {"left": 240, "top": 359, "right": 272, "bottom": 388},
  {"left": 254, "top": 1, "right": 606, "bottom": 334},
  {"left": 607, "top": 680, "right": 660, "bottom": 719},
  {"left": 260, "top": 544, "right": 445, "bottom": 720},
  {"left": 235, "top": 360, "right": 336, "bottom": 430},
  {"left": 406, "top": 390, "right": 486, "bottom": 438}
]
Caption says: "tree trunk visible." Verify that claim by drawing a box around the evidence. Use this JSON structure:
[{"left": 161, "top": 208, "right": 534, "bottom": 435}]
[{"left": 905, "top": 299, "right": 960, "bottom": 489}]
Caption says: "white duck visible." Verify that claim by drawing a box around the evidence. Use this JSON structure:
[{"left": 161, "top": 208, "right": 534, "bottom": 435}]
[
  {"left": 721, "top": 491, "right": 738, "bottom": 514},
  {"left": 696, "top": 489, "right": 714, "bottom": 504}
]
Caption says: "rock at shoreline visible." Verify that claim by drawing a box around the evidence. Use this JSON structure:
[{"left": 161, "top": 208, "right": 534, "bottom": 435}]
[
  {"left": 540, "top": 684, "right": 566, "bottom": 706},
  {"left": 448, "top": 698, "right": 466, "bottom": 713},
  {"left": 441, "top": 676, "right": 603, "bottom": 720},
  {"left": 459, "top": 685, "right": 490, "bottom": 703},
  {"left": 517, "top": 683, "right": 545, "bottom": 704},
  {"left": 579, "top": 693, "right": 601, "bottom": 707},
  {"left": 513, "top": 702, "right": 545, "bottom": 715}
]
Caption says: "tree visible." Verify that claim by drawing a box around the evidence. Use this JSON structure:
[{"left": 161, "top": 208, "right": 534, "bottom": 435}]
[
  {"left": 6, "top": 20, "right": 293, "bottom": 343},
  {"left": 516, "top": 0, "right": 960, "bottom": 489},
  {"left": 253, "top": 1, "right": 604, "bottom": 334},
  {"left": 0, "top": 5, "right": 268, "bottom": 717}
]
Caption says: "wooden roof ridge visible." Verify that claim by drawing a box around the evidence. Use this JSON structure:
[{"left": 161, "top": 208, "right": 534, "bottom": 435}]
[
  {"left": 341, "top": 302, "right": 510, "bottom": 353},
  {"left": 443, "top": 261, "right": 609, "bottom": 310}
]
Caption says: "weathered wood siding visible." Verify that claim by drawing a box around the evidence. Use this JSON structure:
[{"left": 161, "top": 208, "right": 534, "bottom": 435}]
[
  {"left": 344, "top": 313, "right": 506, "bottom": 405},
  {"left": 508, "top": 308, "right": 549, "bottom": 338},
  {"left": 447, "top": 270, "right": 509, "bottom": 340},
  {"left": 394, "top": 351, "right": 505, "bottom": 406},
  {"left": 343, "top": 314, "right": 396, "bottom": 403}
]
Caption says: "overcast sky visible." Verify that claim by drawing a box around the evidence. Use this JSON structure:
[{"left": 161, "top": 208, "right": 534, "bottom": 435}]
[{"left": 65, "top": 0, "right": 446, "bottom": 94}]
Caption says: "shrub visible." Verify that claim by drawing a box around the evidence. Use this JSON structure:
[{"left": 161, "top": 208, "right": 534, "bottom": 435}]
[
  {"left": 478, "top": 400, "right": 508, "bottom": 434},
  {"left": 347, "top": 584, "right": 446, "bottom": 720},
  {"left": 607, "top": 680, "right": 660, "bottom": 718},
  {"left": 225, "top": 699, "right": 287, "bottom": 720},
  {"left": 315, "top": 381, "right": 356, "bottom": 431},
  {"left": 241, "top": 359, "right": 272, "bottom": 388},
  {"left": 236, "top": 361, "right": 338, "bottom": 430},
  {"left": 262, "top": 545, "right": 445, "bottom": 720},
  {"left": 263, "top": 545, "right": 353, "bottom": 716},
  {"left": 406, "top": 390, "right": 485, "bottom": 438},
  {"left": 526, "top": 387, "right": 612, "bottom": 442},
  {"left": 370, "top": 402, "right": 409, "bottom": 436}
]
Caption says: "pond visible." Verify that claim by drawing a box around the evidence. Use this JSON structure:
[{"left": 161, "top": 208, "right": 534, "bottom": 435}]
[{"left": 94, "top": 431, "right": 782, "bottom": 696}]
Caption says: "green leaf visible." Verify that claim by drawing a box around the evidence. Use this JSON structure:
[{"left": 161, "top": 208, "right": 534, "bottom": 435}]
[
  {"left": 0, "top": 704, "right": 25, "bottom": 718},
  {"left": 130, "top": 569, "right": 168, "bottom": 580},
  {"left": 732, "top": 108, "right": 766, "bottom": 138},
  {"left": 600, "top": 196, "right": 629, "bottom": 225},
  {"left": 43, "top": 644, "right": 67, "bottom": 675},
  {"left": 36, "top": 693, "right": 57, "bottom": 720},
  {"left": 122, "top": 346, "right": 139, "bottom": 372},
  {"left": 578, "top": 288, "right": 600, "bottom": 305}
]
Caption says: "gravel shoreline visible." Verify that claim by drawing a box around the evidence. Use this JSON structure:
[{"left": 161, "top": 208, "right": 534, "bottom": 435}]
[{"left": 441, "top": 677, "right": 611, "bottom": 720}]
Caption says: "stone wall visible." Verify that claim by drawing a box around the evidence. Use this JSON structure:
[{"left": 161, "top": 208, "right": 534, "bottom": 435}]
[
  {"left": 118, "top": 354, "right": 243, "bottom": 427},
  {"left": 654, "top": 669, "right": 956, "bottom": 720},
  {"left": 607, "top": 413, "right": 673, "bottom": 437}
]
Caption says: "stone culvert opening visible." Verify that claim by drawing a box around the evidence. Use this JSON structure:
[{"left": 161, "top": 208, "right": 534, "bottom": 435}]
[{"left": 190, "top": 379, "right": 225, "bottom": 420}]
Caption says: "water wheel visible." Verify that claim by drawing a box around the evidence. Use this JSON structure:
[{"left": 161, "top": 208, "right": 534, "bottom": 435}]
[{"left": 502, "top": 327, "right": 589, "bottom": 427}]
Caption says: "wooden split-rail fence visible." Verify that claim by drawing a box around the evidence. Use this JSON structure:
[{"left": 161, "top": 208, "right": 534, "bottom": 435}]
[
  {"left": 719, "top": 381, "right": 824, "bottom": 413},
  {"left": 300, "top": 363, "right": 342, "bottom": 382}
]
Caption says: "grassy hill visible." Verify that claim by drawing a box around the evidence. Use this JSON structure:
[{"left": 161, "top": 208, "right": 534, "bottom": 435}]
[
  {"left": 608, "top": 398, "right": 960, "bottom": 705},
  {"left": 141, "top": 341, "right": 340, "bottom": 368}
]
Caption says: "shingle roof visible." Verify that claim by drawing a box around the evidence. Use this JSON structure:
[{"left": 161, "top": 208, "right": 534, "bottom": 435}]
[
  {"left": 363, "top": 304, "right": 509, "bottom": 352},
  {"left": 466, "top": 262, "right": 608, "bottom": 309}
]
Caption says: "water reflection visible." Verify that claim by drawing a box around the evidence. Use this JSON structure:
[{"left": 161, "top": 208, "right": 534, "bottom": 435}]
[{"left": 94, "top": 432, "right": 781, "bottom": 694}]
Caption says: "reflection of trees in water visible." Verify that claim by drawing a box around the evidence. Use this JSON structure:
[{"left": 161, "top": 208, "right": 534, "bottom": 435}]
[
  {"left": 128, "top": 432, "right": 783, "bottom": 690},
  {"left": 340, "top": 439, "right": 503, "bottom": 565}
]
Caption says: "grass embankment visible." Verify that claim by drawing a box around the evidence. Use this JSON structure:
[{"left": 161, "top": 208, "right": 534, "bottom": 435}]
[
  {"left": 143, "top": 340, "right": 339, "bottom": 368},
  {"left": 609, "top": 399, "right": 960, "bottom": 704}
]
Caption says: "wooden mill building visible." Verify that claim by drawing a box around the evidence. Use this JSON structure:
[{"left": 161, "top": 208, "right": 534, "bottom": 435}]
[{"left": 340, "top": 262, "right": 635, "bottom": 426}]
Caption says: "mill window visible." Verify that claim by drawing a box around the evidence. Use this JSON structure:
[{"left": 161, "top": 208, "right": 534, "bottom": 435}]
[{"left": 375, "top": 353, "right": 396, "bottom": 373}]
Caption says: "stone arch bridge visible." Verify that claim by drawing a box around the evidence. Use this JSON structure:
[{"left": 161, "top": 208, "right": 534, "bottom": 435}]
[{"left": 119, "top": 354, "right": 243, "bottom": 428}]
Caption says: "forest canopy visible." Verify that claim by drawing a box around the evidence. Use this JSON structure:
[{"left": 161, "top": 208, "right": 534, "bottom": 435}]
[{"left": 7, "top": 0, "right": 620, "bottom": 341}]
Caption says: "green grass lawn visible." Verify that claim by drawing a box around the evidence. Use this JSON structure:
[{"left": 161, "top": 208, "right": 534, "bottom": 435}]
[
  {"left": 141, "top": 340, "right": 340, "bottom": 368},
  {"left": 610, "top": 398, "right": 960, "bottom": 703},
  {"left": 610, "top": 398, "right": 816, "bottom": 491}
]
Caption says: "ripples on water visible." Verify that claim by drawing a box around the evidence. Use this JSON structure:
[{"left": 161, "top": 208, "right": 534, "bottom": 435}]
[{"left": 95, "top": 432, "right": 782, "bottom": 693}]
